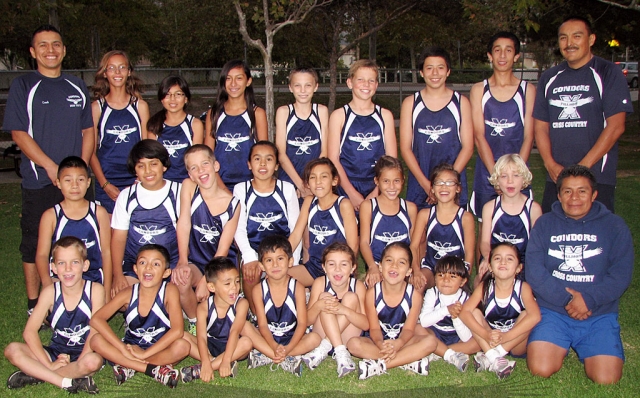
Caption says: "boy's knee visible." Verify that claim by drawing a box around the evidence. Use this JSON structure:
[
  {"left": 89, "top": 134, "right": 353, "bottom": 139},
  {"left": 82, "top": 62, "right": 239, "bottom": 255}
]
[
  {"left": 80, "top": 353, "right": 104, "bottom": 373},
  {"left": 526, "top": 357, "right": 561, "bottom": 378},
  {"left": 346, "top": 337, "right": 361, "bottom": 352},
  {"left": 172, "top": 338, "right": 191, "bottom": 357},
  {"left": 4, "top": 342, "right": 22, "bottom": 361},
  {"left": 586, "top": 369, "right": 622, "bottom": 385}
]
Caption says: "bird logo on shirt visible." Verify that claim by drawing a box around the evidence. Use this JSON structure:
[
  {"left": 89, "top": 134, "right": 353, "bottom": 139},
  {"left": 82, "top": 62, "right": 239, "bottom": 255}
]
[
  {"left": 162, "top": 140, "right": 188, "bottom": 157},
  {"left": 193, "top": 224, "right": 221, "bottom": 243},
  {"left": 133, "top": 225, "right": 167, "bottom": 244},
  {"left": 66, "top": 95, "right": 83, "bottom": 107},
  {"left": 55, "top": 325, "right": 90, "bottom": 346},
  {"left": 269, "top": 321, "right": 296, "bottom": 337},
  {"left": 485, "top": 118, "right": 516, "bottom": 136},
  {"left": 218, "top": 133, "right": 250, "bottom": 151},
  {"left": 309, "top": 225, "right": 338, "bottom": 244},
  {"left": 428, "top": 241, "right": 461, "bottom": 259},
  {"left": 418, "top": 125, "right": 451, "bottom": 144},
  {"left": 349, "top": 132, "right": 381, "bottom": 150},
  {"left": 130, "top": 326, "right": 166, "bottom": 345},
  {"left": 380, "top": 322, "right": 403, "bottom": 339},
  {"left": 106, "top": 125, "right": 138, "bottom": 143},
  {"left": 492, "top": 232, "right": 524, "bottom": 246},
  {"left": 374, "top": 231, "right": 408, "bottom": 244},
  {"left": 548, "top": 244, "right": 603, "bottom": 272},
  {"left": 288, "top": 136, "right": 319, "bottom": 155},
  {"left": 248, "top": 212, "right": 283, "bottom": 231},
  {"left": 82, "top": 239, "right": 96, "bottom": 250},
  {"left": 549, "top": 94, "right": 594, "bottom": 120}
]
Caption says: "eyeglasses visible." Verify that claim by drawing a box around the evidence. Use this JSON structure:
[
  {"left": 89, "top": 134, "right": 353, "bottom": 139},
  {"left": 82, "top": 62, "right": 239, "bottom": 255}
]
[
  {"left": 165, "top": 92, "right": 186, "bottom": 99},
  {"left": 105, "top": 65, "right": 128, "bottom": 73},
  {"left": 433, "top": 180, "right": 459, "bottom": 186}
]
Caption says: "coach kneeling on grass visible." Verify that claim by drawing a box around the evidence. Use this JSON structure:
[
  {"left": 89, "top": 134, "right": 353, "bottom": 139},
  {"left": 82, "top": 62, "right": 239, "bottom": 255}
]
[{"left": 525, "top": 165, "right": 633, "bottom": 384}]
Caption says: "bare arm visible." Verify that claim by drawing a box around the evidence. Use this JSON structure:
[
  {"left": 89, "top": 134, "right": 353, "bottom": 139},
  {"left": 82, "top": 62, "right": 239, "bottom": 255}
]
[
  {"left": 399, "top": 95, "right": 431, "bottom": 196},
  {"left": 176, "top": 179, "right": 195, "bottom": 268},
  {"left": 137, "top": 99, "right": 150, "bottom": 139},
  {"left": 534, "top": 119, "right": 563, "bottom": 182},
  {"left": 470, "top": 83, "right": 495, "bottom": 173},
  {"left": 288, "top": 196, "right": 312, "bottom": 249},
  {"left": 23, "top": 285, "right": 55, "bottom": 367},
  {"left": 359, "top": 200, "right": 380, "bottom": 284},
  {"left": 381, "top": 108, "right": 397, "bottom": 157},
  {"left": 453, "top": 95, "right": 474, "bottom": 175},
  {"left": 340, "top": 198, "right": 360, "bottom": 256},
  {"left": 283, "top": 281, "right": 308, "bottom": 355},
  {"left": 458, "top": 287, "right": 490, "bottom": 342},
  {"left": 519, "top": 83, "right": 536, "bottom": 162},
  {"left": 214, "top": 199, "right": 240, "bottom": 257},
  {"left": 110, "top": 229, "right": 129, "bottom": 297},
  {"left": 35, "top": 209, "right": 56, "bottom": 287},
  {"left": 275, "top": 106, "right": 305, "bottom": 192},
  {"left": 254, "top": 107, "right": 268, "bottom": 141},
  {"left": 12, "top": 130, "right": 58, "bottom": 184},
  {"left": 328, "top": 108, "right": 364, "bottom": 209},
  {"left": 81, "top": 126, "right": 95, "bottom": 166},
  {"left": 191, "top": 117, "right": 204, "bottom": 145},
  {"left": 204, "top": 109, "right": 215, "bottom": 151},
  {"left": 462, "top": 211, "right": 476, "bottom": 270},
  {"left": 318, "top": 104, "right": 329, "bottom": 158},
  {"left": 96, "top": 206, "right": 112, "bottom": 302},
  {"left": 501, "top": 283, "right": 541, "bottom": 344},
  {"left": 138, "top": 284, "right": 185, "bottom": 359}
]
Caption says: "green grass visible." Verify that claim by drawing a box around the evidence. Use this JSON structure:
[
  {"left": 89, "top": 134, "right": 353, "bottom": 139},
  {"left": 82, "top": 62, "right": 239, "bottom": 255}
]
[{"left": 0, "top": 129, "right": 639, "bottom": 397}]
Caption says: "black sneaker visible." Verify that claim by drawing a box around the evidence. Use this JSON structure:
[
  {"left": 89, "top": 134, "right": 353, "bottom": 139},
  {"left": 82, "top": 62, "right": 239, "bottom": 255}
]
[
  {"left": 64, "top": 376, "right": 99, "bottom": 394},
  {"left": 7, "top": 370, "right": 44, "bottom": 389}
]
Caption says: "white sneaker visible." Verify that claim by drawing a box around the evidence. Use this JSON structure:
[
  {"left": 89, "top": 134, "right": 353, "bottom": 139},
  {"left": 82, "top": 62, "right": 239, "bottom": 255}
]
[
  {"left": 473, "top": 352, "right": 492, "bottom": 372},
  {"left": 271, "top": 356, "right": 303, "bottom": 377},
  {"left": 427, "top": 353, "right": 442, "bottom": 362},
  {"left": 490, "top": 357, "right": 516, "bottom": 379},
  {"left": 446, "top": 351, "right": 469, "bottom": 372},
  {"left": 358, "top": 359, "right": 387, "bottom": 380},
  {"left": 247, "top": 349, "right": 272, "bottom": 369},
  {"left": 333, "top": 349, "right": 356, "bottom": 378},
  {"left": 399, "top": 357, "right": 430, "bottom": 376},
  {"left": 302, "top": 344, "right": 329, "bottom": 370}
]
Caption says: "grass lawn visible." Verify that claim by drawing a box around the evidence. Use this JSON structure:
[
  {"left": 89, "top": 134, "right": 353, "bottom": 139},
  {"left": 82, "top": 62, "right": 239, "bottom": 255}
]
[{"left": 0, "top": 110, "right": 639, "bottom": 397}]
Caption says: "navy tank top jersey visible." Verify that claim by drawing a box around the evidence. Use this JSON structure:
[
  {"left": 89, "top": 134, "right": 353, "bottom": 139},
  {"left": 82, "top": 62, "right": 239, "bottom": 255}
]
[
  {"left": 421, "top": 207, "right": 467, "bottom": 271},
  {"left": 490, "top": 196, "right": 533, "bottom": 266},
  {"left": 207, "top": 295, "right": 238, "bottom": 345},
  {"left": 214, "top": 109, "right": 256, "bottom": 189},
  {"left": 241, "top": 180, "right": 292, "bottom": 252},
  {"left": 262, "top": 277, "right": 298, "bottom": 345},
  {"left": 306, "top": 196, "right": 348, "bottom": 278},
  {"left": 123, "top": 181, "right": 180, "bottom": 273},
  {"left": 324, "top": 275, "right": 357, "bottom": 297},
  {"left": 369, "top": 198, "right": 412, "bottom": 263},
  {"left": 160, "top": 114, "right": 194, "bottom": 183},
  {"left": 339, "top": 104, "right": 386, "bottom": 197},
  {"left": 431, "top": 288, "right": 469, "bottom": 335},
  {"left": 374, "top": 282, "right": 413, "bottom": 340},
  {"left": 473, "top": 80, "right": 528, "bottom": 193},
  {"left": 484, "top": 279, "right": 525, "bottom": 332},
  {"left": 47, "top": 280, "right": 93, "bottom": 358},
  {"left": 188, "top": 187, "right": 239, "bottom": 270},
  {"left": 52, "top": 202, "right": 103, "bottom": 283},
  {"left": 96, "top": 98, "right": 142, "bottom": 187},
  {"left": 124, "top": 281, "right": 171, "bottom": 349},
  {"left": 407, "top": 91, "right": 468, "bottom": 207},
  {"left": 280, "top": 104, "right": 322, "bottom": 184}
]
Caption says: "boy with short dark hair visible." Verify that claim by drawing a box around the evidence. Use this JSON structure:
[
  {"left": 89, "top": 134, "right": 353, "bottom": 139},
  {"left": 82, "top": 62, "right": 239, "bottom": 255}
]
[
  {"left": 90, "top": 244, "right": 190, "bottom": 388},
  {"left": 5, "top": 237, "right": 105, "bottom": 393}
]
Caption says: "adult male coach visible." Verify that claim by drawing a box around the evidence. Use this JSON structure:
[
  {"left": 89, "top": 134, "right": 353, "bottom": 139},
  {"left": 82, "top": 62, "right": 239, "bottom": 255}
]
[
  {"left": 525, "top": 165, "right": 633, "bottom": 384},
  {"left": 2, "top": 25, "right": 94, "bottom": 314},
  {"left": 533, "top": 16, "right": 633, "bottom": 213}
]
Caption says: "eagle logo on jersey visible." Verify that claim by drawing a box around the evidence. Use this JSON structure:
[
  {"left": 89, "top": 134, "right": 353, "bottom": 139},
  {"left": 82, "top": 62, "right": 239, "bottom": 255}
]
[
  {"left": 349, "top": 132, "right": 381, "bottom": 150},
  {"left": 54, "top": 325, "right": 90, "bottom": 346},
  {"left": 129, "top": 326, "right": 166, "bottom": 345},
  {"left": 218, "top": 133, "right": 250, "bottom": 151},
  {"left": 380, "top": 322, "right": 403, "bottom": 340},
  {"left": 106, "top": 125, "right": 138, "bottom": 143},
  {"left": 66, "top": 95, "right": 83, "bottom": 107},
  {"left": 82, "top": 239, "right": 96, "bottom": 250},
  {"left": 489, "top": 318, "right": 515, "bottom": 333},
  {"left": 549, "top": 94, "right": 594, "bottom": 120},
  {"left": 428, "top": 241, "right": 461, "bottom": 259},
  {"left": 288, "top": 136, "right": 319, "bottom": 155},
  {"left": 133, "top": 225, "right": 168, "bottom": 244},
  {"left": 193, "top": 224, "right": 220, "bottom": 243},
  {"left": 374, "top": 231, "right": 408, "bottom": 244},
  {"left": 417, "top": 125, "right": 451, "bottom": 144},
  {"left": 548, "top": 244, "right": 603, "bottom": 272},
  {"left": 162, "top": 140, "right": 188, "bottom": 157},
  {"left": 248, "top": 212, "right": 283, "bottom": 231},
  {"left": 492, "top": 232, "right": 524, "bottom": 246},
  {"left": 485, "top": 118, "right": 516, "bottom": 136},
  {"left": 269, "top": 321, "right": 296, "bottom": 337},
  {"left": 309, "top": 225, "right": 338, "bottom": 244}
]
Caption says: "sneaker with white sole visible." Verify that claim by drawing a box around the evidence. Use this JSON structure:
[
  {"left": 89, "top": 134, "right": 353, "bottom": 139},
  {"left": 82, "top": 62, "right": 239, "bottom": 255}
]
[
  {"left": 6, "top": 371, "right": 44, "bottom": 389},
  {"left": 271, "top": 356, "right": 302, "bottom": 377},
  {"left": 333, "top": 349, "right": 356, "bottom": 378},
  {"left": 446, "top": 351, "right": 469, "bottom": 372},
  {"left": 229, "top": 361, "right": 238, "bottom": 378},
  {"left": 247, "top": 349, "right": 272, "bottom": 369},
  {"left": 302, "top": 345, "right": 329, "bottom": 370},
  {"left": 358, "top": 359, "right": 387, "bottom": 380},
  {"left": 113, "top": 365, "right": 136, "bottom": 385},
  {"left": 180, "top": 364, "right": 201, "bottom": 383},
  {"left": 427, "top": 353, "right": 442, "bottom": 362},
  {"left": 151, "top": 365, "right": 179, "bottom": 388},
  {"left": 399, "top": 357, "right": 430, "bottom": 376},
  {"left": 490, "top": 357, "right": 516, "bottom": 379},
  {"left": 64, "top": 376, "right": 99, "bottom": 394},
  {"left": 473, "top": 352, "right": 492, "bottom": 372}
]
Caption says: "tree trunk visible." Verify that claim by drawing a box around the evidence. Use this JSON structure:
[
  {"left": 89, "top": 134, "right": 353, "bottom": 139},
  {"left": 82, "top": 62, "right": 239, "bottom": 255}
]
[
  {"left": 410, "top": 45, "right": 417, "bottom": 83},
  {"left": 328, "top": 54, "right": 339, "bottom": 113}
]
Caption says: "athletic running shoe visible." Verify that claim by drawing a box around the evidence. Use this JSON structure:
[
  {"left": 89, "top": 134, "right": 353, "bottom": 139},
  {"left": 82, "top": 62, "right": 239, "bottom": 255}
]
[
  {"left": 180, "top": 364, "right": 201, "bottom": 383},
  {"left": 302, "top": 344, "right": 329, "bottom": 370},
  {"left": 446, "top": 351, "right": 469, "bottom": 372},
  {"left": 229, "top": 361, "right": 238, "bottom": 378},
  {"left": 151, "top": 365, "right": 179, "bottom": 388},
  {"left": 358, "top": 359, "right": 387, "bottom": 380},
  {"left": 63, "top": 376, "right": 99, "bottom": 394},
  {"left": 188, "top": 322, "right": 197, "bottom": 336},
  {"left": 473, "top": 352, "right": 492, "bottom": 372},
  {"left": 113, "top": 365, "right": 136, "bottom": 385},
  {"left": 247, "top": 349, "right": 272, "bottom": 369},
  {"left": 271, "top": 356, "right": 302, "bottom": 377},
  {"left": 490, "top": 357, "right": 516, "bottom": 380},
  {"left": 333, "top": 349, "right": 356, "bottom": 378},
  {"left": 427, "top": 353, "right": 442, "bottom": 362},
  {"left": 399, "top": 357, "right": 430, "bottom": 376},
  {"left": 6, "top": 370, "right": 43, "bottom": 389}
]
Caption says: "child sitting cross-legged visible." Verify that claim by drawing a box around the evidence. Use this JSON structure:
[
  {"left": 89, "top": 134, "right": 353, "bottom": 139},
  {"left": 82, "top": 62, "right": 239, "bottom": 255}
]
[
  {"left": 5, "top": 237, "right": 105, "bottom": 393},
  {"left": 90, "top": 244, "right": 190, "bottom": 388}
]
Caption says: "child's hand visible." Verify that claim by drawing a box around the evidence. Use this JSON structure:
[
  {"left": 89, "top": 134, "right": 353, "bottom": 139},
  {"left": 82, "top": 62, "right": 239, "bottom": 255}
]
[
  {"left": 410, "top": 272, "right": 427, "bottom": 292},
  {"left": 379, "top": 340, "right": 398, "bottom": 362},
  {"left": 219, "top": 360, "right": 232, "bottom": 378},
  {"left": 171, "top": 262, "right": 192, "bottom": 286},
  {"left": 489, "top": 329, "right": 502, "bottom": 348},
  {"left": 321, "top": 296, "right": 339, "bottom": 314},
  {"left": 349, "top": 194, "right": 365, "bottom": 212},
  {"left": 447, "top": 301, "right": 463, "bottom": 319},
  {"left": 273, "top": 344, "right": 287, "bottom": 363},
  {"left": 477, "top": 259, "right": 490, "bottom": 280},
  {"left": 242, "top": 261, "right": 261, "bottom": 284},
  {"left": 195, "top": 277, "right": 210, "bottom": 302},
  {"left": 200, "top": 362, "right": 214, "bottom": 382},
  {"left": 111, "top": 274, "right": 130, "bottom": 298},
  {"left": 125, "top": 344, "right": 149, "bottom": 362},
  {"left": 104, "top": 184, "right": 121, "bottom": 201},
  {"left": 365, "top": 266, "right": 383, "bottom": 287},
  {"left": 49, "top": 354, "right": 70, "bottom": 371}
]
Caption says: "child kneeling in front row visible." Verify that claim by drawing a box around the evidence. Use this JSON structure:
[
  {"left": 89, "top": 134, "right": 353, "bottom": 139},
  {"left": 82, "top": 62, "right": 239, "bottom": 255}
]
[
  {"left": 348, "top": 242, "right": 438, "bottom": 379},
  {"left": 90, "top": 244, "right": 190, "bottom": 388},
  {"left": 5, "top": 237, "right": 105, "bottom": 393}
]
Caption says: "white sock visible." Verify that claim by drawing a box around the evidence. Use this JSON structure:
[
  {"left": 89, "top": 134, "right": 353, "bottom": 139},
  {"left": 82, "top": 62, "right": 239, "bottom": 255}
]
[
  {"left": 494, "top": 344, "right": 507, "bottom": 357},
  {"left": 485, "top": 348, "right": 500, "bottom": 363},
  {"left": 334, "top": 344, "right": 347, "bottom": 354},
  {"left": 319, "top": 338, "right": 333, "bottom": 354},
  {"left": 61, "top": 378, "right": 73, "bottom": 389},
  {"left": 443, "top": 348, "right": 455, "bottom": 362},
  {"left": 188, "top": 317, "right": 196, "bottom": 324}
]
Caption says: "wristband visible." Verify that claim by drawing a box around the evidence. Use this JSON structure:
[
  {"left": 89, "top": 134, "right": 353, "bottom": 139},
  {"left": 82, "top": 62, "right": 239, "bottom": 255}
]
[{"left": 102, "top": 181, "right": 111, "bottom": 189}]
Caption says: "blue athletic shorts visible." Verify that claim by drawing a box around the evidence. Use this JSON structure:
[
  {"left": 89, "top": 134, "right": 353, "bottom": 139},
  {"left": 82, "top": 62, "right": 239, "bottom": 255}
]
[
  {"left": 44, "top": 345, "right": 82, "bottom": 362},
  {"left": 528, "top": 307, "right": 624, "bottom": 362},
  {"left": 208, "top": 338, "right": 228, "bottom": 357},
  {"left": 430, "top": 326, "right": 460, "bottom": 346}
]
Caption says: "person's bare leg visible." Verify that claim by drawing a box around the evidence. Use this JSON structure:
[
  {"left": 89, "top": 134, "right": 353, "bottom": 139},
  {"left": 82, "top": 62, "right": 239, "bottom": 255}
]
[
  {"left": 24, "top": 262, "right": 40, "bottom": 304},
  {"left": 526, "top": 341, "right": 567, "bottom": 378},
  {"left": 584, "top": 355, "right": 623, "bottom": 385},
  {"left": 287, "top": 266, "right": 315, "bottom": 288}
]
